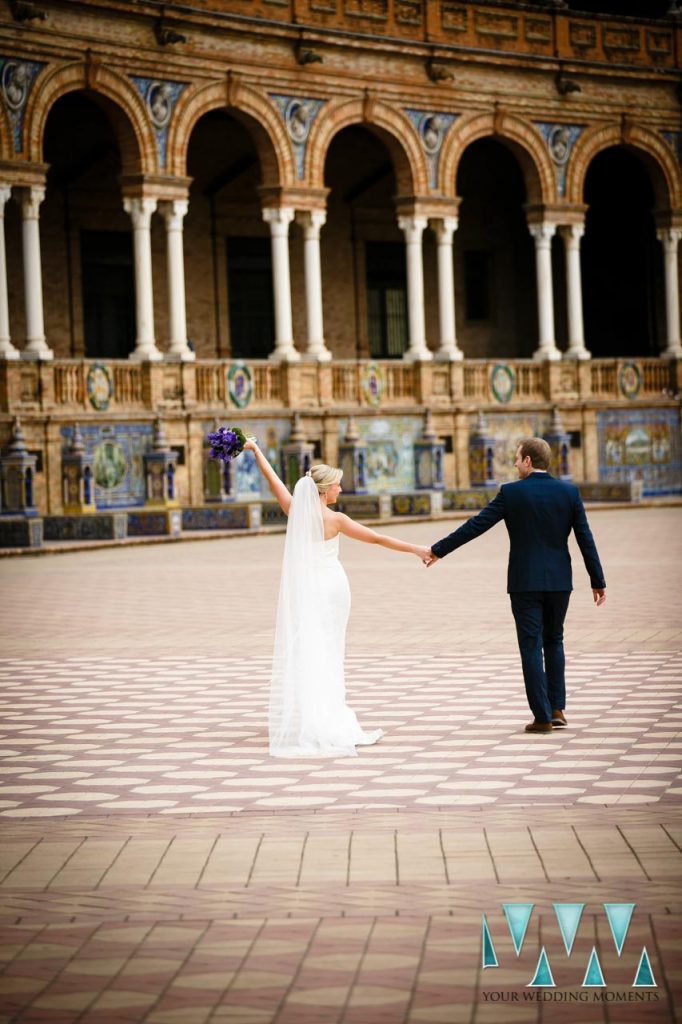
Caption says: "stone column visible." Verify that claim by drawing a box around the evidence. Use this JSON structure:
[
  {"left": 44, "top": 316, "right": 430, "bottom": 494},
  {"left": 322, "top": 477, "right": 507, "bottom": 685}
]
[
  {"left": 431, "top": 216, "right": 462, "bottom": 361},
  {"left": 18, "top": 186, "right": 52, "bottom": 360},
  {"left": 123, "top": 196, "right": 162, "bottom": 361},
  {"left": 0, "top": 186, "right": 18, "bottom": 359},
  {"left": 297, "top": 209, "right": 331, "bottom": 361},
  {"left": 657, "top": 227, "right": 682, "bottom": 358},
  {"left": 263, "top": 206, "right": 299, "bottom": 362},
  {"left": 159, "top": 199, "right": 194, "bottom": 361},
  {"left": 529, "top": 222, "right": 560, "bottom": 362},
  {"left": 559, "top": 223, "right": 590, "bottom": 360},
  {"left": 398, "top": 214, "right": 432, "bottom": 361}
]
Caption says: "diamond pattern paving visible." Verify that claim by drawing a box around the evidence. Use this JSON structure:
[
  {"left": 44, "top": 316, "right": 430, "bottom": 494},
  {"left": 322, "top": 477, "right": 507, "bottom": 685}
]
[{"left": 0, "top": 652, "right": 680, "bottom": 817}]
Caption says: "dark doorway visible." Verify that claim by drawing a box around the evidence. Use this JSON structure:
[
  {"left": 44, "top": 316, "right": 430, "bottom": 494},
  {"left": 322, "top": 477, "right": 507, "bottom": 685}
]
[
  {"left": 582, "top": 148, "right": 662, "bottom": 358},
  {"left": 324, "top": 124, "right": 399, "bottom": 359},
  {"left": 365, "top": 241, "right": 408, "bottom": 358},
  {"left": 226, "top": 236, "right": 275, "bottom": 359},
  {"left": 81, "top": 230, "right": 135, "bottom": 359},
  {"left": 456, "top": 139, "right": 536, "bottom": 358}
]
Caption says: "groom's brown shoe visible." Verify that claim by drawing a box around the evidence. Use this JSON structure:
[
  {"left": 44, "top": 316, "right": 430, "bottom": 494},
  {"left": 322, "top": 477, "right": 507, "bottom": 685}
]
[
  {"left": 552, "top": 710, "right": 567, "bottom": 728},
  {"left": 524, "top": 720, "right": 554, "bottom": 733}
]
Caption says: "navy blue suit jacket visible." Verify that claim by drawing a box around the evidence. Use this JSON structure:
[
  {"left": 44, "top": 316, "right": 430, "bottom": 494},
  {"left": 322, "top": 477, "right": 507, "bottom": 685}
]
[{"left": 431, "top": 473, "right": 606, "bottom": 593}]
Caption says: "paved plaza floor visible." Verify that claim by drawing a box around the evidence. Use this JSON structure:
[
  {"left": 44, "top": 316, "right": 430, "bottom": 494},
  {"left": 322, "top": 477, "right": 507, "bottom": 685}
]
[{"left": 0, "top": 507, "right": 680, "bottom": 1023}]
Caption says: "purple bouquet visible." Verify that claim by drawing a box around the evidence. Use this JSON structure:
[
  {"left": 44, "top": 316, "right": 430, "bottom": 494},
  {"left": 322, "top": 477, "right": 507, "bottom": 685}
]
[{"left": 207, "top": 425, "right": 249, "bottom": 462}]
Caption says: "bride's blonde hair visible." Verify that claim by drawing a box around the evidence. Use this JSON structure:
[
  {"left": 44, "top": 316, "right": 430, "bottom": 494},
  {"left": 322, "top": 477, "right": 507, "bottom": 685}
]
[{"left": 309, "top": 464, "right": 342, "bottom": 494}]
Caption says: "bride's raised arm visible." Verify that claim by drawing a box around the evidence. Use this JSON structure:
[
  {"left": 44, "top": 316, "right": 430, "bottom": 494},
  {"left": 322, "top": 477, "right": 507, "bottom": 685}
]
[
  {"left": 243, "top": 440, "right": 292, "bottom": 515},
  {"left": 335, "top": 512, "right": 430, "bottom": 562}
]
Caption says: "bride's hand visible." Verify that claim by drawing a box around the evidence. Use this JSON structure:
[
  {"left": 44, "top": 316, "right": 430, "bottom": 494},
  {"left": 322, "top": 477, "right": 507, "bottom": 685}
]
[
  {"left": 243, "top": 439, "right": 259, "bottom": 453},
  {"left": 415, "top": 545, "right": 432, "bottom": 565}
]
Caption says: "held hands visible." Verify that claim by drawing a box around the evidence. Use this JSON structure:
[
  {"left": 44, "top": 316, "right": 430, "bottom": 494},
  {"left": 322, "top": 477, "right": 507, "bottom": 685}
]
[
  {"left": 414, "top": 546, "right": 439, "bottom": 567},
  {"left": 593, "top": 588, "right": 606, "bottom": 606}
]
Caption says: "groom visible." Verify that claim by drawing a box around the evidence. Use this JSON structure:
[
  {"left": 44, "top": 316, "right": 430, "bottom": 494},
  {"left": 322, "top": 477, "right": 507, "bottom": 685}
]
[{"left": 426, "top": 438, "right": 606, "bottom": 733}]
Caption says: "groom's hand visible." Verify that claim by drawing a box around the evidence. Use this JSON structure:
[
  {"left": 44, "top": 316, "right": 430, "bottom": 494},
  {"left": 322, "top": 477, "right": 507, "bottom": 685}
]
[{"left": 592, "top": 588, "right": 606, "bottom": 606}]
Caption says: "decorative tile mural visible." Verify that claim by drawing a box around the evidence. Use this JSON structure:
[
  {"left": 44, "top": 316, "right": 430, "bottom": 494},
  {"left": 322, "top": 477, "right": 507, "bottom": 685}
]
[
  {"left": 597, "top": 409, "right": 681, "bottom": 496},
  {"left": 337, "top": 417, "right": 423, "bottom": 494},
  {"left": 485, "top": 413, "right": 552, "bottom": 482},
  {"left": 61, "top": 424, "right": 153, "bottom": 509},
  {"left": 203, "top": 419, "right": 290, "bottom": 500}
]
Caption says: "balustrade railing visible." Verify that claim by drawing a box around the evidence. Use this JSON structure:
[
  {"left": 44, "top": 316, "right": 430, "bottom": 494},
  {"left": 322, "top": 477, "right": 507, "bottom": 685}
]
[
  {"left": 591, "top": 362, "right": 618, "bottom": 397},
  {"left": 0, "top": 355, "right": 678, "bottom": 416},
  {"left": 516, "top": 363, "right": 543, "bottom": 399},
  {"left": 54, "top": 362, "right": 84, "bottom": 406},
  {"left": 196, "top": 362, "right": 225, "bottom": 405},
  {"left": 332, "top": 363, "right": 359, "bottom": 404},
  {"left": 253, "top": 363, "right": 282, "bottom": 404},
  {"left": 385, "top": 363, "right": 414, "bottom": 402},
  {"left": 113, "top": 363, "right": 143, "bottom": 406}
]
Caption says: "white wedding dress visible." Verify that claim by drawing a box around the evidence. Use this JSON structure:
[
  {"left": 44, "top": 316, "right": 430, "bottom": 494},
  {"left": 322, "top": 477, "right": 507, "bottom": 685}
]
[{"left": 269, "top": 476, "right": 384, "bottom": 758}]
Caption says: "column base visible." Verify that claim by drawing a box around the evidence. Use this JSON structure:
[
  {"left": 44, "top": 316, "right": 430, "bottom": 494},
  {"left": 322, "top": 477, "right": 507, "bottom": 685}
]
[
  {"left": 0, "top": 342, "right": 20, "bottom": 360},
  {"left": 435, "top": 347, "right": 463, "bottom": 362},
  {"left": 403, "top": 347, "right": 433, "bottom": 362},
  {"left": 563, "top": 347, "right": 591, "bottom": 361},
  {"left": 21, "top": 344, "right": 53, "bottom": 361},
  {"left": 269, "top": 345, "right": 301, "bottom": 363},
  {"left": 533, "top": 346, "right": 561, "bottom": 362},
  {"left": 165, "top": 348, "right": 196, "bottom": 362},
  {"left": 130, "top": 345, "right": 163, "bottom": 362},
  {"left": 302, "top": 345, "right": 332, "bottom": 363},
  {"left": 661, "top": 345, "right": 682, "bottom": 359}
]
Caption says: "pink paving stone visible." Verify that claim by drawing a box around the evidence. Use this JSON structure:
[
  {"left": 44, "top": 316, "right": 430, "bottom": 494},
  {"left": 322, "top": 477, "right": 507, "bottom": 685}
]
[{"left": 277, "top": 1008, "right": 347, "bottom": 1024}]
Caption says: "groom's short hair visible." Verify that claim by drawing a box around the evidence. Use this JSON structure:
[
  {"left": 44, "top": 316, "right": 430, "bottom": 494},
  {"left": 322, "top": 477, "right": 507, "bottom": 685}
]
[{"left": 518, "top": 437, "right": 552, "bottom": 470}]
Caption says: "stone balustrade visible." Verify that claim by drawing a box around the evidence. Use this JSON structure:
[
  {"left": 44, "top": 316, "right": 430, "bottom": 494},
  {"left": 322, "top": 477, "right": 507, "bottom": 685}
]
[{"left": 1, "top": 357, "right": 679, "bottom": 418}]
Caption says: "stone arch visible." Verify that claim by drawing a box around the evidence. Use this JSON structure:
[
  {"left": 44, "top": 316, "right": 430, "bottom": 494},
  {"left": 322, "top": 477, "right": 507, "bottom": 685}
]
[
  {"left": 25, "top": 60, "right": 155, "bottom": 174},
  {"left": 566, "top": 122, "right": 681, "bottom": 209},
  {"left": 438, "top": 110, "right": 556, "bottom": 205},
  {"left": 168, "top": 78, "right": 293, "bottom": 188},
  {"left": 305, "top": 96, "right": 429, "bottom": 197}
]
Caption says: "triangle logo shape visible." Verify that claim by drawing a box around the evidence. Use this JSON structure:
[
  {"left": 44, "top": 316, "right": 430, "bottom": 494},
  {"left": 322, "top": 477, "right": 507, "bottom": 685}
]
[
  {"left": 604, "top": 903, "right": 636, "bottom": 956},
  {"left": 503, "top": 903, "right": 534, "bottom": 956},
  {"left": 553, "top": 903, "right": 585, "bottom": 956},
  {"left": 481, "top": 914, "right": 498, "bottom": 969},
  {"left": 633, "top": 947, "right": 657, "bottom": 988},
  {"left": 528, "top": 946, "right": 555, "bottom": 987},
  {"left": 582, "top": 947, "right": 606, "bottom": 987}
]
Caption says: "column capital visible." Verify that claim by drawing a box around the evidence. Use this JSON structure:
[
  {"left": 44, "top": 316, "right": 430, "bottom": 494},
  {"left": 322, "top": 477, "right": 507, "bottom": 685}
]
[
  {"left": 529, "top": 222, "right": 557, "bottom": 246},
  {"left": 296, "top": 209, "right": 326, "bottom": 239},
  {"left": 123, "top": 196, "right": 157, "bottom": 229},
  {"left": 656, "top": 226, "right": 682, "bottom": 251},
  {"left": 263, "top": 206, "right": 295, "bottom": 234},
  {"left": 158, "top": 198, "right": 188, "bottom": 231},
  {"left": 430, "top": 216, "right": 459, "bottom": 243},
  {"left": 17, "top": 186, "right": 45, "bottom": 219},
  {"left": 559, "top": 223, "right": 585, "bottom": 246},
  {"left": 398, "top": 214, "right": 428, "bottom": 242}
]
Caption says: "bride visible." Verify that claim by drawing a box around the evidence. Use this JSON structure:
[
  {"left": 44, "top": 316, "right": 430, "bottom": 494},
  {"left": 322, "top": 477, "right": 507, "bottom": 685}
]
[{"left": 244, "top": 440, "right": 430, "bottom": 757}]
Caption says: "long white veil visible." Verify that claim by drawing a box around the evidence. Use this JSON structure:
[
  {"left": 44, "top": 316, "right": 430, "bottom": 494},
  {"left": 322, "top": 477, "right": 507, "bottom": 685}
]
[{"left": 269, "top": 474, "right": 325, "bottom": 756}]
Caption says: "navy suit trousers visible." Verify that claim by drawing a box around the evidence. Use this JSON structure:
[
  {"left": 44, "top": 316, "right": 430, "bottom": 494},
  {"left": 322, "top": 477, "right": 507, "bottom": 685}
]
[{"left": 509, "top": 591, "right": 571, "bottom": 723}]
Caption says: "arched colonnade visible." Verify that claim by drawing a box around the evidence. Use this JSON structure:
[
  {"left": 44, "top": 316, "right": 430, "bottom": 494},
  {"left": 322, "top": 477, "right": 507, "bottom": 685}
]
[{"left": 1, "top": 59, "right": 681, "bottom": 364}]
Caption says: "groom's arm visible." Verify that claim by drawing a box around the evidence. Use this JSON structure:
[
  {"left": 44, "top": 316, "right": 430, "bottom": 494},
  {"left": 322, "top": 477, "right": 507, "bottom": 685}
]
[
  {"left": 572, "top": 492, "right": 606, "bottom": 589},
  {"left": 430, "top": 488, "right": 506, "bottom": 560}
]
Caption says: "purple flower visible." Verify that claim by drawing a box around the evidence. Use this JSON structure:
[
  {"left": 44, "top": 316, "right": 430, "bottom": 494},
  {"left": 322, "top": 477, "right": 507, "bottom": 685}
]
[{"left": 206, "top": 424, "right": 249, "bottom": 462}]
